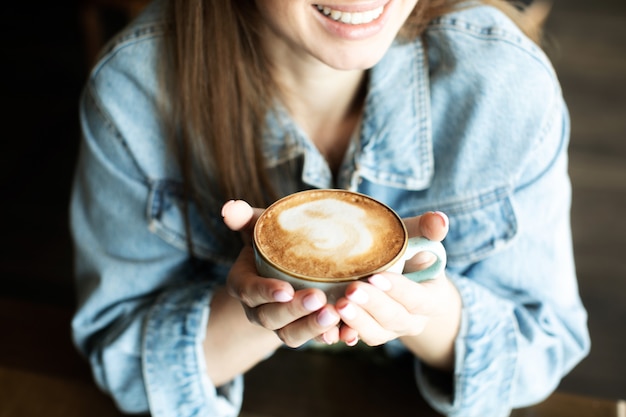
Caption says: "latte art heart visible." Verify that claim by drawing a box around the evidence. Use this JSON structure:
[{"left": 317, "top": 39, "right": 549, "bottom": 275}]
[{"left": 278, "top": 199, "right": 373, "bottom": 258}]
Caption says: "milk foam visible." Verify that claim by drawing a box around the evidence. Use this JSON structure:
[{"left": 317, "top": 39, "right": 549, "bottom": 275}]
[{"left": 278, "top": 199, "right": 373, "bottom": 258}]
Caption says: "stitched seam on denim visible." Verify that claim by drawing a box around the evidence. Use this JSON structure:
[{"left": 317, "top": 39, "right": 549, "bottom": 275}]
[
  {"left": 437, "top": 189, "right": 517, "bottom": 265},
  {"left": 83, "top": 85, "right": 150, "bottom": 187},
  {"left": 428, "top": 5, "right": 528, "bottom": 44},
  {"left": 358, "top": 41, "right": 433, "bottom": 190},
  {"left": 444, "top": 275, "right": 519, "bottom": 416},
  {"left": 436, "top": 186, "right": 512, "bottom": 216},
  {"left": 514, "top": 97, "right": 565, "bottom": 193},
  {"left": 142, "top": 284, "right": 214, "bottom": 416},
  {"left": 448, "top": 218, "right": 516, "bottom": 264},
  {"left": 415, "top": 39, "right": 434, "bottom": 183},
  {"left": 147, "top": 179, "right": 183, "bottom": 220},
  {"left": 428, "top": 8, "right": 564, "bottom": 196},
  {"left": 376, "top": 39, "right": 430, "bottom": 185},
  {"left": 91, "top": 24, "right": 166, "bottom": 78},
  {"left": 427, "top": 8, "right": 557, "bottom": 82},
  {"left": 262, "top": 108, "right": 306, "bottom": 167},
  {"left": 394, "top": 186, "right": 513, "bottom": 221},
  {"left": 147, "top": 181, "right": 235, "bottom": 265}
]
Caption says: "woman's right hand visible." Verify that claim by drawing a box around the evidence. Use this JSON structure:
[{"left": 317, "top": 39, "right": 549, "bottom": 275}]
[{"left": 222, "top": 200, "right": 342, "bottom": 347}]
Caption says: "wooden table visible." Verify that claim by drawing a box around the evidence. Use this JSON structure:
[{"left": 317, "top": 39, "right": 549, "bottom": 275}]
[
  {"left": 1, "top": 297, "right": 623, "bottom": 417},
  {"left": 241, "top": 347, "right": 625, "bottom": 417}
]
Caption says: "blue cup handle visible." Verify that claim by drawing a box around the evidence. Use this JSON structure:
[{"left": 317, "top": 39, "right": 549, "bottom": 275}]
[{"left": 401, "top": 237, "right": 447, "bottom": 282}]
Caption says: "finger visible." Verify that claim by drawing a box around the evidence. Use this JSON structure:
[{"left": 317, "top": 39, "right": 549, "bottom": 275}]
[
  {"left": 226, "top": 246, "right": 294, "bottom": 308},
  {"left": 251, "top": 289, "right": 328, "bottom": 330},
  {"left": 368, "top": 272, "right": 448, "bottom": 317},
  {"left": 315, "top": 326, "right": 340, "bottom": 345},
  {"left": 222, "top": 200, "right": 264, "bottom": 232},
  {"left": 343, "top": 281, "right": 414, "bottom": 337},
  {"left": 403, "top": 211, "right": 449, "bottom": 241},
  {"left": 338, "top": 324, "right": 359, "bottom": 347},
  {"left": 336, "top": 283, "right": 401, "bottom": 346},
  {"left": 335, "top": 296, "right": 391, "bottom": 347},
  {"left": 276, "top": 305, "right": 341, "bottom": 348},
  {"left": 403, "top": 251, "right": 437, "bottom": 272}
]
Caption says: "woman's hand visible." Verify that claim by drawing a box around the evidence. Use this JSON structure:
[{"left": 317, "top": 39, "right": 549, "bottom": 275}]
[
  {"left": 335, "top": 211, "right": 462, "bottom": 370},
  {"left": 222, "top": 200, "right": 342, "bottom": 348}
]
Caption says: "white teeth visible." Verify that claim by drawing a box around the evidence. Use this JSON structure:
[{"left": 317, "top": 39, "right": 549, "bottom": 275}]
[{"left": 316, "top": 4, "right": 384, "bottom": 25}]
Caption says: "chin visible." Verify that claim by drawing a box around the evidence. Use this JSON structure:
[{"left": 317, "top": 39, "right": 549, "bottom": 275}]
[{"left": 319, "top": 47, "right": 390, "bottom": 71}]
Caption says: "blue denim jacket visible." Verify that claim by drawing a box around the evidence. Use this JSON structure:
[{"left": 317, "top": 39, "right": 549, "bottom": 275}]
[{"left": 71, "top": 1, "right": 590, "bottom": 416}]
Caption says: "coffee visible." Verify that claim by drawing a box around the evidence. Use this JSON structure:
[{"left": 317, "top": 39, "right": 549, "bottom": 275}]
[{"left": 254, "top": 190, "right": 406, "bottom": 280}]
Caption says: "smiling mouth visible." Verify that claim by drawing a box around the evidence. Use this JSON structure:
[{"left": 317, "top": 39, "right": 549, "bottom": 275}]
[{"left": 315, "top": 4, "right": 385, "bottom": 25}]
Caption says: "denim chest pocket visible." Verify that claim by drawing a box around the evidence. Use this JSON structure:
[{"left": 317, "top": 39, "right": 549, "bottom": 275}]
[
  {"left": 147, "top": 181, "right": 237, "bottom": 265},
  {"left": 441, "top": 187, "right": 518, "bottom": 268}
]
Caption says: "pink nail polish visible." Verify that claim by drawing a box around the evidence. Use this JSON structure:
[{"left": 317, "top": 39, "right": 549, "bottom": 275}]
[
  {"left": 346, "top": 337, "right": 359, "bottom": 347},
  {"left": 369, "top": 274, "right": 391, "bottom": 291},
  {"left": 221, "top": 200, "right": 235, "bottom": 217},
  {"left": 434, "top": 211, "right": 449, "bottom": 228},
  {"left": 339, "top": 303, "right": 357, "bottom": 320},
  {"left": 317, "top": 309, "right": 338, "bottom": 327},
  {"left": 347, "top": 287, "right": 368, "bottom": 304},
  {"left": 322, "top": 332, "right": 334, "bottom": 345},
  {"left": 304, "top": 294, "right": 324, "bottom": 312},
  {"left": 273, "top": 290, "right": 293, "bottom": 303}
]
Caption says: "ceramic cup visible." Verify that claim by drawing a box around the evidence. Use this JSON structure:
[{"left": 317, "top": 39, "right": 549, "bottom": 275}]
[{"left": 253, "top": 189, "right": 446, "bottom": 302}]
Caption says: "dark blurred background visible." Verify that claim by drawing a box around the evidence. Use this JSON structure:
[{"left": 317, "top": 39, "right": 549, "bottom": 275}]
[{"left": 0, "top": 0, "right": 624, "bottom": 412}]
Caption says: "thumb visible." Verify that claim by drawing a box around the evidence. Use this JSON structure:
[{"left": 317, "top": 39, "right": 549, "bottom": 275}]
[
  {"left": 221, "top": 200, "right": 264, "bottom": 233},
  {"left": 403, "top": 211, "right": 449, "bottom": 242}
]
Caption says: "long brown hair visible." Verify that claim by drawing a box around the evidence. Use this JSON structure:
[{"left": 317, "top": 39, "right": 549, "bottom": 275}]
[
  {"left": 165, "top": 0, "right": 275, "bottom": 214},
  {"left": 165, "top": 0, "right": 541, "bottom": 218}
]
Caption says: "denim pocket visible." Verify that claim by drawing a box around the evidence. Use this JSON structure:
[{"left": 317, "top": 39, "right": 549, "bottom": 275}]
[
  {"left": 442, "top": 187, "right": 518, "bottom": 267},
  {"left": 147, "top": 180, "right": 237, "bottom": 264}
]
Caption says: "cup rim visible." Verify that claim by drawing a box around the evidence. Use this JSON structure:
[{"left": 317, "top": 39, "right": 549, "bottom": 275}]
[{"left": 253, "top": 189, "right": 409, "bottom": 283}]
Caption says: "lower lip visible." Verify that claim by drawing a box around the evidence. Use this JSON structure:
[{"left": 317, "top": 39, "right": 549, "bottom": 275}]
[{"left": 313, "top": 2, "right": 392, "bottom": 40}]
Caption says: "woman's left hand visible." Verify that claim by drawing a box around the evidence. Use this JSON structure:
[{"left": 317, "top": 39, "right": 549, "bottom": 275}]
[{"left": 334, "top": 212, "right": 462, "bottom": 370}]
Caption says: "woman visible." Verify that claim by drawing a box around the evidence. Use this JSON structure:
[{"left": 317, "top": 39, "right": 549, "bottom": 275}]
[{"left": 70, "top": 0, "right": 589, "bottom": 416}]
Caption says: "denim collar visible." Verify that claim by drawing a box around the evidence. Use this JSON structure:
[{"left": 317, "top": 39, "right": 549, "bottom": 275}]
[{"left": 262, "top": 39, "right": 434, "bottom": 191}]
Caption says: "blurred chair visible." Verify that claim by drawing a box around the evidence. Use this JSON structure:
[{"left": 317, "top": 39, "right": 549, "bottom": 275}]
[
  {"left": 80, "top": 0, "right": 150, "bottom": 66},
  {"left": 524, "top": 0, "right": 553, "bottom": 27}
]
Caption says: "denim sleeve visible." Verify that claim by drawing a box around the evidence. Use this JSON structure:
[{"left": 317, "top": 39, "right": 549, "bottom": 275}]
[
  {"left": 70, "top": 84, "right": 243, "bottom": 416},
  {"left": 412, "top": 9, "right": 591, "bottom": 416},
  {"left": 415, "top": 96, "right": 590, "bottom": 417}
]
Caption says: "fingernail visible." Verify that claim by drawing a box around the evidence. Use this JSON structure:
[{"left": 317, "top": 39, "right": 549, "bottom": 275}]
[
  {"left": 347, "top": 287, "right": 368, "bottom": 304},
  {"left": 434, "top": 211, "right": 449, "bottom": 229},
  {"left": 303, "top": 294, "right": 325, "bottom": 312},
  {"left": 346, "top": 336, "right": 359, "bottom": 347},
  {"left": 273, "top": 290, "right": 293, "bottom": 303},
  {"left": 338, "top": 303, "right": 357, "bottom": 320},
  {"left": 317, "top": 308, "right": 338, "bottom": 327},
  {"left": 322, "top": 332, "right": 335, "bottom": 345},
  {"left": 369, "top": 274, "right": 391, "bottom": 291},
  {"left": 221, "top": 200, "right": 235, "bottom": 217}
]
